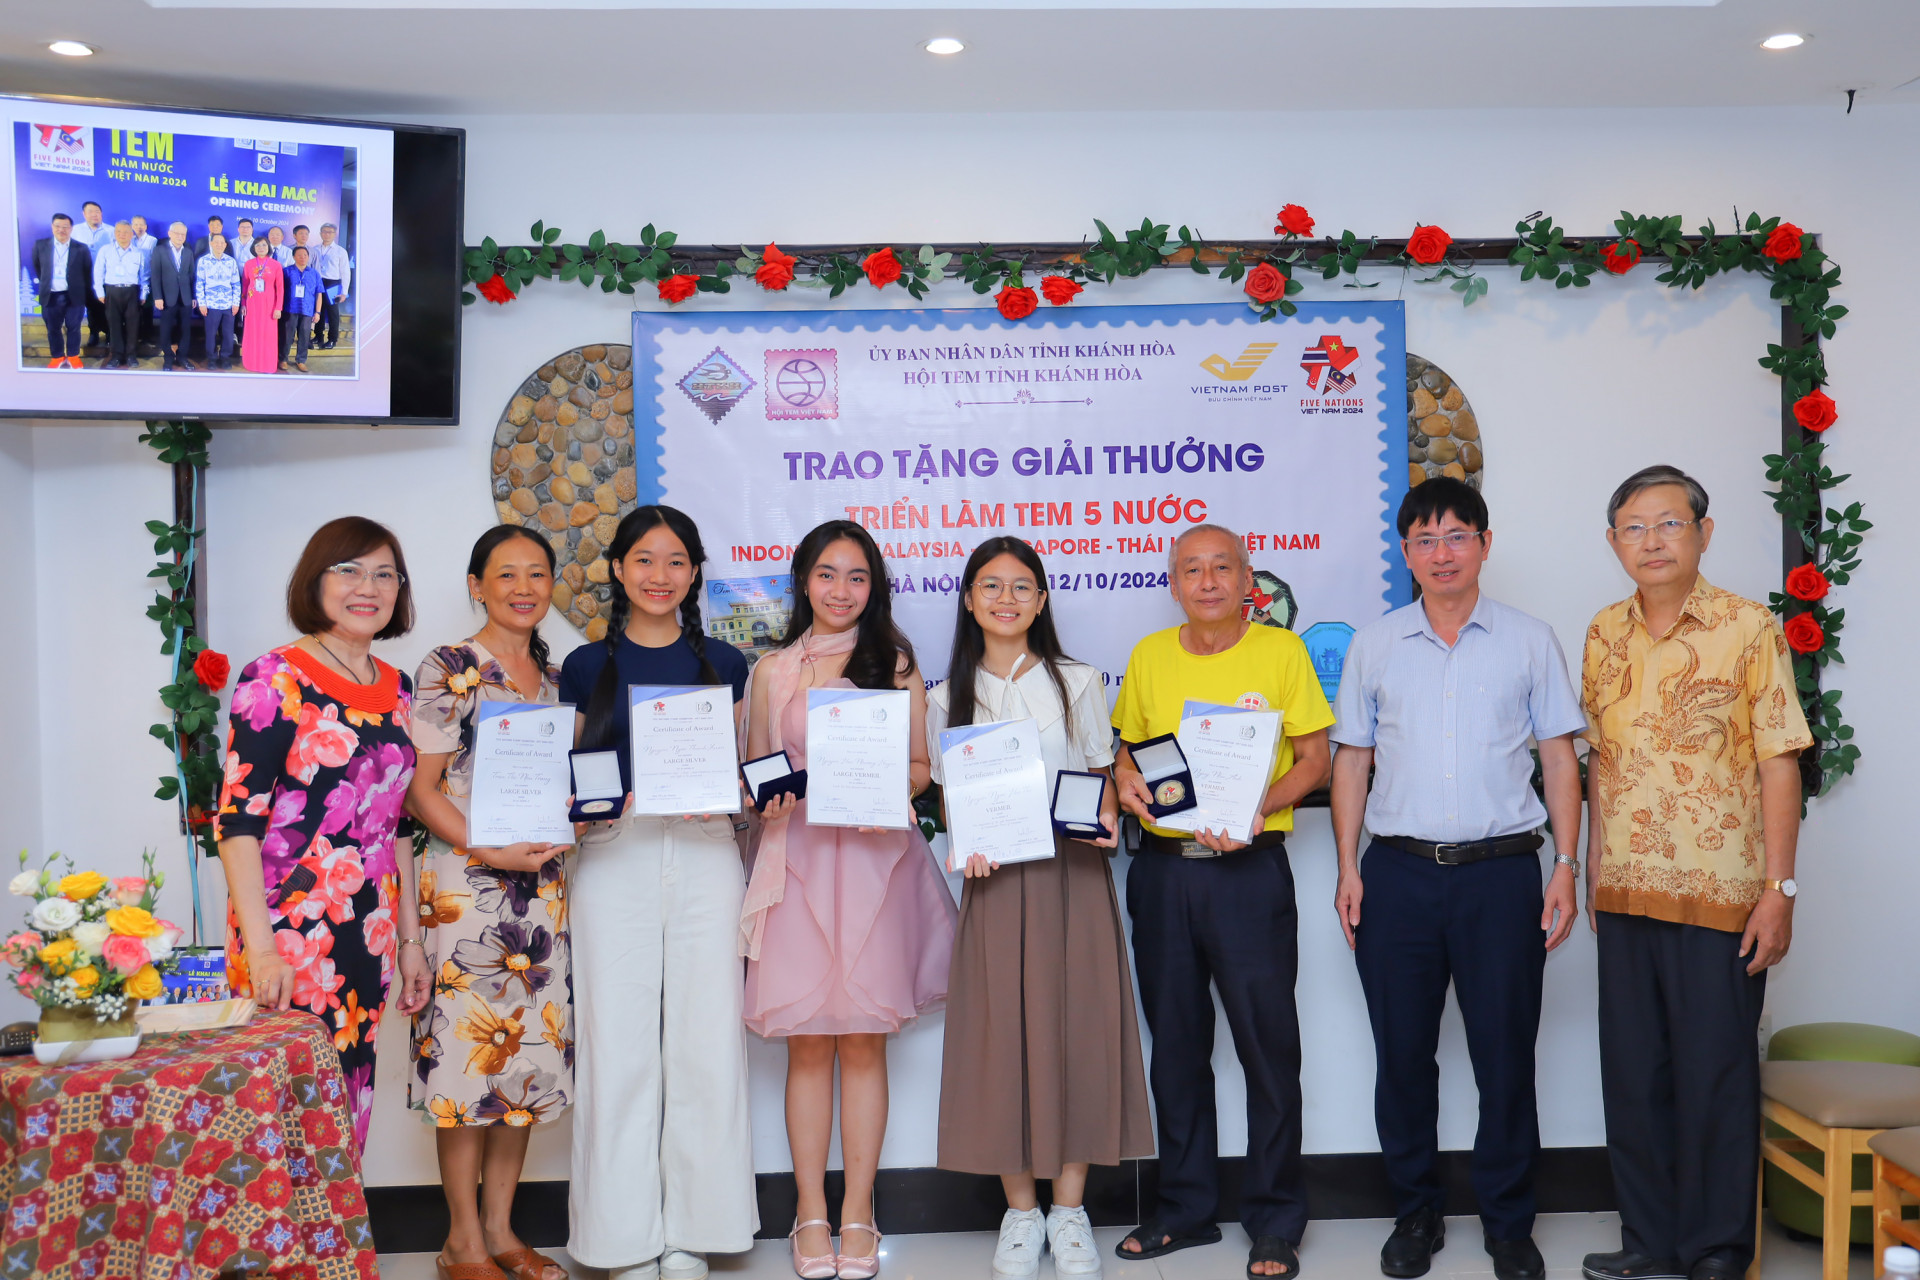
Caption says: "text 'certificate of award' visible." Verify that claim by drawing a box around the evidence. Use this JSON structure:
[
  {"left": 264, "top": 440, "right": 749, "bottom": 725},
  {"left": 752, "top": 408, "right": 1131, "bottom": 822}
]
[
  {"left": 629, "top": 685, "right": 741, "bottom": 816},
  {"left": 806, "top": 688, "right": 911, "bottom": 830},
  {"left": 939, "top": 718, "right": 1055, "bottom": 870},
  {"left": 469, "top": 701, "right": 576, "bottom": 847},
  {"left": 1154, "top": 702, "right": 1283, "bottom": 842}
]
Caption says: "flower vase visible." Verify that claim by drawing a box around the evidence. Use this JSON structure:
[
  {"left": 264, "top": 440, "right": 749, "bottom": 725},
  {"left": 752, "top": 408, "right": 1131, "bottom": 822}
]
[{"left": 34, "top": 1006, "right": 141, "bottom": 1065}]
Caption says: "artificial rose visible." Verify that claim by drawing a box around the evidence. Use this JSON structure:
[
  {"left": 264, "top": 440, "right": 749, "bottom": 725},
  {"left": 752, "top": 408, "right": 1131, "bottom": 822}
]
[
  {"left": 1243, "top": 262, "right": 1288, "bottom": 305},
  {"left": 1040, "top": 275, "right": 1083, "bottom": 307},
  {"left": 192, "top": 650, "right": 231, "bottom": 692},
  {"left": 475, "top": 274, "right": 515, "bottom": 305},
  {"left": 756, "top": 244, "right": 796, "bottom": 292},
  {"left": 69, "top": 964, "right": 100, "bottom": 997},
  {"left": 70, "top": 921, "right": 110, "bottom": 958},
  {"left": 1793, "top": 388, "right": 1838, "bottom": 433},
  {"left": 103, "top": 933, "right": 150, "bottom": 977},
  {"left": 125, "top": 965, "right": 163, "bottom": 1001},
  {"left": 1783, "top": 612, "right": 1825, "bottom": 654},
  {"left": 1785, "top": 564, "right": 1831, "bottom": 602},
  {"left": 656, "top": 274, "right": 698, "bottom": 305},
  {"left": 8, "top": 870, "right": 37, "bottom": 897},
  {"left": 147, "top": 920, "right": 183, "bottom": 965},
  {"left": 2, "top": 932, "right": 41, "bottom": 966},
  {"left": 1405, "top": 224, "right": 1453, "bottom": 266},
  {"left": 111, "top": 877, "right": 148, "bottom": 907},
  {"left": 1274, "top": 204, "right": 1315, "bottom": 237},
  {"left": 1602, "top": 240, "right": 1642, "bottom": 275},
  {"left": 31, "top": 897, "right": 80, "bottom": 933},
  {"left": 37, "top": 937, "right": 76, "bottom": 971},
  {"left": 862, "top": 247, "right": 902, "bottom": 289},
  {"left": 1763, "top": 222, "right": 1805, "bottom": 262},
  {"left": 57, "top": 871, "right": 106, "bottom": 902},
  {"left": 105, "top": 905, "right": 165, "bottom": 939},
  {"left": 996, "top": 284, "right": 1039, "bottom": 321}
]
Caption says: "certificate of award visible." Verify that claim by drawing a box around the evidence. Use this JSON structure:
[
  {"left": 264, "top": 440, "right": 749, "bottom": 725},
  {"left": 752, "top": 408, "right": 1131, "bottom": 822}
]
[
  {"left": 939, "top": 718, "right": 1055, "bottom": 870},
  {"left": 468, "top": 701, "right": 576, "bottom": 847},
  {"left": 806, "top": 688, "right": 912, "bottom": 830},
  {"left": 1152, "top": 701, "right": 1283, "bottom": 842},
  {"left": 628, "top": 685, "right": 741, "bottom": 816}
]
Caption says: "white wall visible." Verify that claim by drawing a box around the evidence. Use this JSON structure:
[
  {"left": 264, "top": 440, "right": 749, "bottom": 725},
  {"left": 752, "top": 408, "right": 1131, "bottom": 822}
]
[{"left": 14, "top": 101, "right": 1919, "bottom": 1189}]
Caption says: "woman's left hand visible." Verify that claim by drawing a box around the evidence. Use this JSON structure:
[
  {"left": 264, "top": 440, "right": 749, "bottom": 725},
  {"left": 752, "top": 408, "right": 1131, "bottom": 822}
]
[
  {"left": 393, "top": 941, "right": 431, "bottom": 1016},
  {"left": 1072, "top": 812, "right": 1121, "bottom": 850}
]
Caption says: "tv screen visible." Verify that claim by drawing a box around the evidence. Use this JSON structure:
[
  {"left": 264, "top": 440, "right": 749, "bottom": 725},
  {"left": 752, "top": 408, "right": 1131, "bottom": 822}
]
[{"left": 1, "top": 95, "right": 462, "bottom": 423}]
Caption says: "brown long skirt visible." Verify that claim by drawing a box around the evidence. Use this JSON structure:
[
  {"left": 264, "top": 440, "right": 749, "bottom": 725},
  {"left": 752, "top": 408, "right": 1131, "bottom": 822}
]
[{"left": 936, "top": 834, "right": 1154, "bottom": 1178}]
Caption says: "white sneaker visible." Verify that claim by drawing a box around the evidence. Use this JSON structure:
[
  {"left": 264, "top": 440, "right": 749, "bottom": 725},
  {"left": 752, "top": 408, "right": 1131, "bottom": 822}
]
[
  {"left": 992, "top": 1207, "right": 1047, "bottom": 1279},
  {"left": 662, "top": 1249, "right": 709, "bottom": 1280},
  {"left": 1047, "top": 1205, "right": 1102, "bottom": 1277},
  {"left": 612, "top": 1262, "right": 661, "bottom": 1280}
]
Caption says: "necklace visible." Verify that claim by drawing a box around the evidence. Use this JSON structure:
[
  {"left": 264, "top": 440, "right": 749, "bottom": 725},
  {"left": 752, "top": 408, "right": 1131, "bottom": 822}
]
[{"left": 312, "top": 634, "right": 377, "bottom": 684}]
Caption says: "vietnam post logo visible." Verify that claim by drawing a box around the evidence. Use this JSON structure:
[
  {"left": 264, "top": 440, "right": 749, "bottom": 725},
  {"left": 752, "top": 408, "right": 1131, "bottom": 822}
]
[{"left": 1199, "top": 343, "right": 1279, "bottom": 383}]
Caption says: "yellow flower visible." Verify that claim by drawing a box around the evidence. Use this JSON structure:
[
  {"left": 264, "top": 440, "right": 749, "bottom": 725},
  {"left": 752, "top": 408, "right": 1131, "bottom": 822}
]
[
  {"left": 37, "top": 937, "right": 77, "bottom": 972},
  {"left": 69, "top": 964, "right": 100, "bottom": 996},
  {"left": 427, "top": 1096, "right": 474, "bottom": 1127},
  {"left": 104, "top": 907, "right": 164, "bottom": 938},
  {"left": 446, "top": 666, "right": 483, "bottom": 697},
  {"left": 58, "top": 871, "right": 107, "bottom": 901},
  {"left": 125, "top": 964, "right": 163, "bottom": 1000}
]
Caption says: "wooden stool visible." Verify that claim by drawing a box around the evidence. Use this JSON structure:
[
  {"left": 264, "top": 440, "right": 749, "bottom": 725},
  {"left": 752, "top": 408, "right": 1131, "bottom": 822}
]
[
  {"left": 1750, "top": 1061, "right": 1920, "bottom": 1280},
  {"left": 1871, "top": 1126, "right": 1920, "bottom": 1276}
]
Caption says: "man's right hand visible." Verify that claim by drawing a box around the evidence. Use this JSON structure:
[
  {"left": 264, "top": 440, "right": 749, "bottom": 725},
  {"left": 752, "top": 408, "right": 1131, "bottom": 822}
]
[
  {"left": 1335, "top": 867, "right": 1364, "bottom": 949},
  {"left": 1115, "top": 767, "right": 1154, "bottom": 823}
]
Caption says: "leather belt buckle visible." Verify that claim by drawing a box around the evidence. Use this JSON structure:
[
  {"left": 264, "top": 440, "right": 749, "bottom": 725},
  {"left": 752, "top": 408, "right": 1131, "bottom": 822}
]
[
  {"left": 1431, "top": 842, "right": 1466, "bottom": 866},
  {"left": 1179, "top": 840, "right": 1219, "bottom": 859}
]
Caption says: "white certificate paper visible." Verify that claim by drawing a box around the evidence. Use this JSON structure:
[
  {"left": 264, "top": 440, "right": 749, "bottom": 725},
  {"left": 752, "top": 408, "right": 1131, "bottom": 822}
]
[
  {"left": 1153, "top": 701, "right": 1283, "bottom": 842},
  {"left": 939, "top": 718, "right": 1055, "bottom": 869},
  {"left": 628, "top": 685, "right": 741, "bottom": 816},
  {"left": 806, "top": 688, "right": 911, "bottom": 830},
  {"left": 469, "top": 701, "right": 576, "bottom": 846}
]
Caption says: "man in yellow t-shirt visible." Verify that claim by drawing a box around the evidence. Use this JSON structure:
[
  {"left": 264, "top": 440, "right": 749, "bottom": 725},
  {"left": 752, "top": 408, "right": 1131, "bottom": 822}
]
[{"left": 1109, "top": 524, "right": 1334, "bottom": 1280}]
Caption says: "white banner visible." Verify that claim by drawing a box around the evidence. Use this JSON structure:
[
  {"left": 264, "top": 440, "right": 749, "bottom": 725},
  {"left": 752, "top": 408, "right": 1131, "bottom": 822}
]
[{"left": 631, "top": 301, "right": 1411, "bottom": 700}]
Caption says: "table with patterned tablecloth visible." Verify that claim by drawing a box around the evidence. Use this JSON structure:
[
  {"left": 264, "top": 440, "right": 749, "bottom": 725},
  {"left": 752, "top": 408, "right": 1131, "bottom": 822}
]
[{"left": 0, "top": 1009, "right": 376, "bottom": 1280}]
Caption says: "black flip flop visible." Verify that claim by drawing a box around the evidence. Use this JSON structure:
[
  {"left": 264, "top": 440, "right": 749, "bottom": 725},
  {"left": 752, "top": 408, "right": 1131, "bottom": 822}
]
[
  {"left": 1114, "top": 1218, "right": 1223, "bottom": 1261},
  {"left": 1248, "top": 1235, "right": 1300, "bottom": 1279}
]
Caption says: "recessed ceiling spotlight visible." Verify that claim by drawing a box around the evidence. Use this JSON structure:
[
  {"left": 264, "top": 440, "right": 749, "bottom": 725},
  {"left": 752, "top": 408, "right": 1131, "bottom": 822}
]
[
  {"left": 48, "top": 40, "right": 95, "bottom": 57},
  {"left": 1761, "top": 33, "right": 1807, "bottom": 50},
  {"left": 924, "top": 37, "right": 965, "bottom": 56}
]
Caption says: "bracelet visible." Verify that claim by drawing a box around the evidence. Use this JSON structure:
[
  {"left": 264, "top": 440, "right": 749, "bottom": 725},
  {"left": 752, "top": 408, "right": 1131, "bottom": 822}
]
[{"left": 397, "top": 938, "right": 425, "bottom": 952}]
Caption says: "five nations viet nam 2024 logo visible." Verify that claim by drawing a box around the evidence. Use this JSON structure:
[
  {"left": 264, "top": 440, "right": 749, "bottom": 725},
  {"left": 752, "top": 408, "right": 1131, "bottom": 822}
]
[
  {"left": 1300, "top": 335, "right": 1359, "bottom": 393},
  {"left": 29, "top": 124, "right": 93, "bottom": 177}
]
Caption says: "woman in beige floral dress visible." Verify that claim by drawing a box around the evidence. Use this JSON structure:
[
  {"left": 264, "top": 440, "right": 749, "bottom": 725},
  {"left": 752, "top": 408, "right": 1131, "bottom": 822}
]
[{"left": 406, "top": 526, "right": 573, "bottom": 1280}]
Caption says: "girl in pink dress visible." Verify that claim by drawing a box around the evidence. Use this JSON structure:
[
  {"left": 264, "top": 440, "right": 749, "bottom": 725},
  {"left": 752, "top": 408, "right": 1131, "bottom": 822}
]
[
  {"left": 240, "top": 238, "right": 284, "bottom": 373},
  {"left": 741, "top": 520, "right": 956, "bottom": 1280}
]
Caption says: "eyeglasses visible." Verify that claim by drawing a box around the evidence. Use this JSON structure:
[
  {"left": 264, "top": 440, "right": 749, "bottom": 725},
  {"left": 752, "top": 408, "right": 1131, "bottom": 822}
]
[
  {"left": 327, "top": 563, "right": 406, "bottom": 590},
  {"left": 1611, "top": 519, "right": 1696, "bottom": 544},
  {"left": 1405, "top": 531, "right": 1484, "bottom": 556},
  {"left": 973, "top": 578, "right": 1039, "bottom": 602}
]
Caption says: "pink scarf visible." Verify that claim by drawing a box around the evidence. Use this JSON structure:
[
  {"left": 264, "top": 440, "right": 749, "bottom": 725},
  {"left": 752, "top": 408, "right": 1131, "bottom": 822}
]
[{"left": 738, "top": 626, "right": 860, "bottom": 959}]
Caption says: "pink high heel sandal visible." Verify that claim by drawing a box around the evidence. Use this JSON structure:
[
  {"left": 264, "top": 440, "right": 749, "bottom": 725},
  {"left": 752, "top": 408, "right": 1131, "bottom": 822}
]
[
  {"left": 836, "top": 1223, "right": 883, "bottom": 1280},
  {"left": 790, "top": 1220, "right": 838, "bottom": 1280}
]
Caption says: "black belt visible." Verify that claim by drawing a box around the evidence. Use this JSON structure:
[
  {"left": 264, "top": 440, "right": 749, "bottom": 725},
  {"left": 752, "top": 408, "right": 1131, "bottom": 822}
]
[
  {"left": 1140, "top": 829, "right": 1286, "bottom": 859},
  {"left": 1378, "top": 833, "right": 1541, "bottom": 866}
]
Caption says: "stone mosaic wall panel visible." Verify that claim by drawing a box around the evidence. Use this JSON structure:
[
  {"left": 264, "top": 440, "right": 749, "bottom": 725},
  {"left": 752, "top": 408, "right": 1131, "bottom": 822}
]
[{"left": 1406, "top": 354, "right": 1482, "bottom": 490}]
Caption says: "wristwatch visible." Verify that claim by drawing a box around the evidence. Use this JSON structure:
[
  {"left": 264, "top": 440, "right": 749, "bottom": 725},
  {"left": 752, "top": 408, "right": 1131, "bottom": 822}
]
[
  {"left": 1553, "top": 853, "right": 1579, "bottom": 876},
  {"left": 1765, "top": 877, "right": 1798, "bottom": 899}
]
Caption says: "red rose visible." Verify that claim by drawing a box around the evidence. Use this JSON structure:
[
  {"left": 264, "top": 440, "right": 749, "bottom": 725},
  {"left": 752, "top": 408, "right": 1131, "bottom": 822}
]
[
  {"left": 1763, "top": 222, "right": 1805, "bottom": 262},
  {"left": 475, "top": 274, "right": 515, "bottom": 305},
  {"left": 1785, "top": 564, "right": 1830, "bottom": 601},
  {"left": 755, "top": 244, "right": 796, "bottom": 292},
  {"left": 193, "top": 649, "right": 231, "bottom": 692},
  {"left": 996, "top": 283, "right": 1039, "bottom": 321},
  {"left": 1405, "top": 224, "right": 1453, "bottom": 266},
  {"left": 1783, "top": 612, "right": 1824, "bottom": 654},
  {"left": 1274, "top": 204, "right": 1315, "bottom": 237},
  {"left": 657, "top": 274, "right": 698, "bottom": 305},
  {"left": 862, "top": 247, "right": 902, "bottom": 289},
  {"left": 1040, "top": 275, "right": 1083, "bottom": 307},
  {"left": 1243, "top": 262, "right": 1287, "bottom": 305},
  {"left": 1793, "top": 388, "right": 1838, "bottom": 432},
  {"left": 1602, "top": 240, "right": 1642, "bottom": 275}
]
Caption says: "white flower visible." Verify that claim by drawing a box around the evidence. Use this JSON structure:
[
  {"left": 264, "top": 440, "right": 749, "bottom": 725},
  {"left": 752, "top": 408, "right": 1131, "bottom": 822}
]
[
  {"left": 145, "top": 932, "right": 175, "bottom": 964},
  {"left": 30, "top": 898, "right": 80, "bottom": 933},
  {"left": 70, "top": 922, "right": 110, "bottom": 957},
  {"left": 8, "top": 871, "right": 38, "bottom": 897}
]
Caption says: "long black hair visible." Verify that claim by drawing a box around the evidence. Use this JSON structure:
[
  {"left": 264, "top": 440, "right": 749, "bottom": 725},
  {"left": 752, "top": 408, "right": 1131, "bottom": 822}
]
[
  {"left": 943, "top": 536, "right": 1076, "bottom": 737},
  {"left": 466, "top": 525, "right": 559, "bottom": 675},
  {"left": 778, "top": 520, "right": 914, "bottom": 691},
  {"left": 579, "top": 505, "right": 719, "bottom": 750}
]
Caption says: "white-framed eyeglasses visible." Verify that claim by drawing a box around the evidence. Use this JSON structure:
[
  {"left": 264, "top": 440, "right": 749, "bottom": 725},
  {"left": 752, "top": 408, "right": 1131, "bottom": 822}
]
[
  {"left": 973, "top": 578, "right": 1038, "bottom": 602},
  {"left": 1611, "top": 519, "right": 1697, "bottom": 544},
  {"left": 327, "top": 563, "right": 406, "bottom": 590}
]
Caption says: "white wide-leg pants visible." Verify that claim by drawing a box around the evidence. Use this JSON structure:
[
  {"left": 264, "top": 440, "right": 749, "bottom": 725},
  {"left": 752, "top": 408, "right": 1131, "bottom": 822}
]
[{"left": 568, "top": 813, "right": 760, "bottom": 1268}]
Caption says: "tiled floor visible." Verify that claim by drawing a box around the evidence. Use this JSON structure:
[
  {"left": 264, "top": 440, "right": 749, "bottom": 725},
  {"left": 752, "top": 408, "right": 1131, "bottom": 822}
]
[{"left": 378, "top": 1214, "right": 1868, "bottom": 1280}]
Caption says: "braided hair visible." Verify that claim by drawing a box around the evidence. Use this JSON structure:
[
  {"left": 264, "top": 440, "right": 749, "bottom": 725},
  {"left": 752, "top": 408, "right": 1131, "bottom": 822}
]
[
  {"left": 465, "top": 525, "right": 557, "bottom": 675},
  {"left": 777, "top": 520, "right": 914, "bottom": 691},
  {"left": 579, "top": 504, "right": 719, "bottom": 751}
]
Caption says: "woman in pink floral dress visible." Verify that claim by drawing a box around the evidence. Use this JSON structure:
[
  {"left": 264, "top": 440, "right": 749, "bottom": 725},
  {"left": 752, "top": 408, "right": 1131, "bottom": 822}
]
[{"left": 215, "top": 516, "right": 432, "bottom": 1151}]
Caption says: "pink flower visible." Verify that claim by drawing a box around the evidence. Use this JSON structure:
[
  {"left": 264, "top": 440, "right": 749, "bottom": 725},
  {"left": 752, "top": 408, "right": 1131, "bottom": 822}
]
[
  {"left": 2, "top": 931, "right": 42, "bottom": 966},
  {"left": 230, "top": 668, "right": 284, "bottom": 733},
  {"left": 103, "top": 933, "right": 151, "bottom": 977},
  {"left": 111, "top": 877, "right": 148, "bottom": 907},
  {"left": 362, "top": 906, "right": 395, "bottom": 960},
  {"left": 288, "top": 838, "right": 366, "bottom": 927},
  {"left": 19, "top": 971, "right": 41, "bottom": 991},
  {"left": 275, "top": 923, "right": 344, "bottom": 1013},
  {"left": 287, "top": 702, "right": 359, "bottom": 785}
]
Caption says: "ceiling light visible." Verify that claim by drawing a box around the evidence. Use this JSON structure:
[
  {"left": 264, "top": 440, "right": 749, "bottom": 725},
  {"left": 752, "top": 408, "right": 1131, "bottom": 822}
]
[
  {"left": 48, "top": 41, "right": 95, "bottom": 57},
  {"left": 923, "top": 37, "right": 965, "bottom": 55},
  {"left": 1760, "top": 33, "right": 1806, "bottom": 50}
]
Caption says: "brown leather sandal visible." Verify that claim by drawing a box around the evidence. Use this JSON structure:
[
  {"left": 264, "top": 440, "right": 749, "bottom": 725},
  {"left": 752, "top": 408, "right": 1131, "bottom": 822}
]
[
  {"left": 436, "top": 1257, "right": 510, "bottom": 1280},
  {"left": 492, "top": 1248, "right": 566, "bottom": 1280}
]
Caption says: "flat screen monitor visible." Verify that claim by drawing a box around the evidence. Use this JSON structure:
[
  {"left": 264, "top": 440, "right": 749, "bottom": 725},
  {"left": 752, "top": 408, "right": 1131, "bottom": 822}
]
[{"left": 1, "top": 95, "right": 462, "bottom": 423}]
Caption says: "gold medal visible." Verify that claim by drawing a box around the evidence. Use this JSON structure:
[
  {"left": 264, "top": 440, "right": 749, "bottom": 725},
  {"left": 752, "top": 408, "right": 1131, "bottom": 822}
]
[{"left": 1154, "top": 779, "right": 1186, "bottom": 807}]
